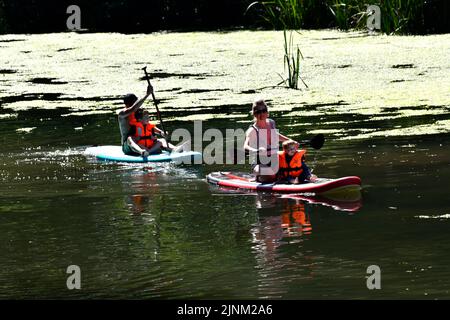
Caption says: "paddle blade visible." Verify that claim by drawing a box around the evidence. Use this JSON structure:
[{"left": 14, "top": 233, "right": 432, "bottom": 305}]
[{"left": 309, "top": 134, "right": 324, "bottom": 150}]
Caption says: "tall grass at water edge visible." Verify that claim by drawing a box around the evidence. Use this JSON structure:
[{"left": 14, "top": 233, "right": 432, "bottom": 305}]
[
  {"left": 246, "top": 0, "right": 426, "bottom": 34},
  {"left": 246, "top": 0, "right": 316, "bottom": 29},
  {"left": 328, "top": 0, "right": 425, "bottom": 34}
]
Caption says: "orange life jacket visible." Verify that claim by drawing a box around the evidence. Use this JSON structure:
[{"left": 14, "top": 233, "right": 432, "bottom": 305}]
[
  {"left": 278, "top": 150, "right": 306, "bottom": 178},
  {"left": 128, "top": 112, "right": 138, "bottom": 126},
  {"left": 283, "top": 203, "right": 309, "bottom": 224},
  {"left": 281, "top": 202, "right": 312, "bottom": 236},
  {"left": 131, "top": 122, "right": 156, "bottom": 148}
]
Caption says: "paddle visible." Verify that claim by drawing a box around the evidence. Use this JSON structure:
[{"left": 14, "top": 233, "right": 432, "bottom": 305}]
[
  {"left": 299, "top": 133, "right": 324, "bottom": 150},
  {"left": 141, "top": 66, "right": 171, "bottom": 148}
]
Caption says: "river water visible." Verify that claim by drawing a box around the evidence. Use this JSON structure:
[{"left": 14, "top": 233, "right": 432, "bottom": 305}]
[{"left": 0, "top": 30, "right": 449, "bottom": 299}]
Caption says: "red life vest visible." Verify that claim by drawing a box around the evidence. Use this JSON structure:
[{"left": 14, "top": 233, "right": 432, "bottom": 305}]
[
  {"left": 278, "top": 150, "right": 306, "bottom": 178},
  {"left": 132, "top": 122, "right": 156, "bottom": 148},
  {"left": 281, "top": 202, "right": 312, "bottom": 235},
  {"left": 128, "top": 112, "right": 138, "bottom": 126}
]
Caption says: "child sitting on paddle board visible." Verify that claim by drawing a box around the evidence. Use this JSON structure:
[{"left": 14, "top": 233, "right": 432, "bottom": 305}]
[
  {"left": 277, "top": 140, "right": 317, "bottom": 184},
  {"left": 128, "top": 108, "right": 185, "bottom": 156}
]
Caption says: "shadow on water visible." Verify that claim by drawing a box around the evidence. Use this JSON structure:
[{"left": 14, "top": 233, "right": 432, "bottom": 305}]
[
  {"left": 0, "top": 39, "right": 26, "bottom": 43},
  {"left": 28, "top": 78, "right": 68, "bottom": 85},
  {"left": 0, "top": 93, "right": 120, "bottom": 105},
  {"left": 139, "top": 72, "right": 225, "bottom": 81},
  {"left": 0, "top": 69, "right": 17, "bottom": 74},
  {"left": 56, "top": 48, "right": 76, "bottom": 52}
]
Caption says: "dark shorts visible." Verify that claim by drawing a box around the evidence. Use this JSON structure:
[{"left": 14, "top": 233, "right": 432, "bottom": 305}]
[
  {"left": 290, "top": 162, "right": 312, "bottom": 183},
  {"left": 122, "top": 142, "right": 140, "bottom": 156},
  {"left": 297, "top": 166, "right": 311, "bottom": 182}
]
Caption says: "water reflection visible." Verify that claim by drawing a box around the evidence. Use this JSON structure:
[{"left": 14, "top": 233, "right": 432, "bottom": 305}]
[
  {"left": 246, "top": 191, "right": 363, "bottom": 298},
  {"left": 281, "top": 191, "right": 363, "bottom": 213},
  {"left": 124, "top": 168, "right": 159, "bottom": 216},
  {"left": 249, "top": 195, "right": 316, "bottom": 298},
  {"left": 128, "top": 194, "right": 150, "bottom": 215},
  {"left": 251, "top": 196, "right": 313, "bottom": 264},
  {"left": 119, "top": 167, "right": 166, "bottom": 264},
  {"left": 250, "top": 191, "right": 362, "bottom": 254},
  {"left": 254, "top": 195, "right": 313, "bottom": 239}
]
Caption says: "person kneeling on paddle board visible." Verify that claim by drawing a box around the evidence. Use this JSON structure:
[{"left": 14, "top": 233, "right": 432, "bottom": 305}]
[
  {"left": 127, "top": 108, "right": 169, "bottom": 156},
  {"left": 243, "top": 99, "right": 294, "bottom": 183},
  {"left": 277, "top": 140, "right": 317, "bottom": 184},
  {"left": 118, "top": 84, "right": 153, "bottom": 157}
]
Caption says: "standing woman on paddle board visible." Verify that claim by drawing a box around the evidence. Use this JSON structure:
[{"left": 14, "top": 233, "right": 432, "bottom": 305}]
[
  {"left": 117, "top": 84, "right": 153, "bottom": 157},
  {"left": 243, "top": 99, "right": 294, "bottom": 183}
]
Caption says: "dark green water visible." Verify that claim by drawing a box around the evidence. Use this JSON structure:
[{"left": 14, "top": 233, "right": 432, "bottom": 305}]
[{"left": 0, "top": 109, "right": 449, "bottom": 299}]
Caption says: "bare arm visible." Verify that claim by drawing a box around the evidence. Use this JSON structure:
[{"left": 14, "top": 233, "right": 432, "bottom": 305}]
[
  {"left": 118, "top": 85, "right": 153, "bottom": 119},
  {"left": 268, "top": 119, "right": 290, "bottom": 143},
  {"left": 153, "top": 126, "right": 163, "bottom": 135},
  {"left": 243, "top": 136, "right": 257, "bottom": 153},
  {"left": 278, "top": 132, "right": 290, "bottom": 142},
  {"left": 243, "top": 128, "right": 260, "bottom": 153}
]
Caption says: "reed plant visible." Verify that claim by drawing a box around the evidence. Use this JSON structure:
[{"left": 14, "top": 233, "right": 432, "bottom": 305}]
[
  {"left": 280, "top": 29, "right": 308, "bottom": 90},
  {"left": 246, "top": 2, "right": 308, "bottom": 89}
]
